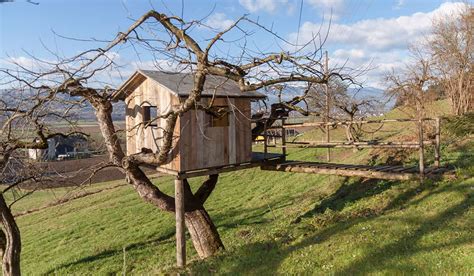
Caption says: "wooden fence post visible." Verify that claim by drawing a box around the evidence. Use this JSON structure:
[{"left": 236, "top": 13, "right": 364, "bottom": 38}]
[
  {"left": 263, "top": 120, "right": 268, "bottom": 158},
  {"left": 324, "top": 51, "right": 331, "bottom": 162},
  {"left": 326, "top": 124, "right": 331, "bottom": 162},
  {"left": 175, "top": 178, "right": 186, "bottom": 268},
  {"left": 281, "top": 118, "right": 286, "bottom": 159},
  {"left": 418, "top": 119, "right": 425, "bottom": 181},
  {"left": 434, "top": 117, "right": 441, "bottom": 167}
]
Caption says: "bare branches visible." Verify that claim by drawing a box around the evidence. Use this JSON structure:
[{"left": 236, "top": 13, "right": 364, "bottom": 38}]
[
  {"left": 429, "top": 5, "right": 473, "bottom": 115},
  {"left": 0, "top": 8, "right": 362, "bottom": 216},
  {"left": 385, "top": 47, "right": 433, "bottom": 119}
]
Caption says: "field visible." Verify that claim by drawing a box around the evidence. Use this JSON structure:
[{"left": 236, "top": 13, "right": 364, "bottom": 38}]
[{"left": 7, "top": 104, "right": 474, "bottom": 274}]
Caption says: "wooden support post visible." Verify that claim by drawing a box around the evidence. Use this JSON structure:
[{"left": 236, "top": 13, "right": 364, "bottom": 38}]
[
  {"left": 418, "top": 119, "right": 425, "bottom": 181},
  {"left": 324, "top": 51, "right": 331, "bottom": 162},
  {"left": 281, "top": 118, "right": 286, "bottom": 159},
  {"left": 175, "top": 178, "right": 186, "bottom": 268},
  {"left": 263, "top": 120, "right": 268, "bottom": 159},
  {"left": 434, "top": 117, "right": 441, "bottom": 167},
  {"left": 326, "top": 125, "right": 331, "bottom": 162}
]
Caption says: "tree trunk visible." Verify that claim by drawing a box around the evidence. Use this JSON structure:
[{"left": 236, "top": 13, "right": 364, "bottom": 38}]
[
  {"left": 0, "top": 195, "right": 21, "bottom": 276},
  {"left": 184, "top": 207, "right": 224, "bottom": 259},
  {"left": 93, "top": 100, "right": 224, "bottom": 260}
]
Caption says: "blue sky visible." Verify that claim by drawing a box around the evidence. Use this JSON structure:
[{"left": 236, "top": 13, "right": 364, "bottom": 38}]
[{"left": 0, "top": 0, "right": 468, "bottom": 88}]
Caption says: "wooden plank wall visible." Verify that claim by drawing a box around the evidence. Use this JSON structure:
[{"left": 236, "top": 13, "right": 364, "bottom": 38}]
[
  {"left": 179, "top": 98, "right": 252, "bottom": 172},
  {"left": 125, "top": 78, "right": 181, "bottom": 171}
]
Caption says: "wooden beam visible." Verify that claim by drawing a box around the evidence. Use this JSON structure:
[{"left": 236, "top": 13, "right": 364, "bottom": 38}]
[
  {"left": 175, "top": 178, "right": 186, "bottom": 268},
  {"left": 281, "top": 118, "right": 287, "bottom": 159},
  {"left": 418, "top": 119, "right": 425, "bottom": 180},
  {"left": 324, "top": 51, "right": 331, "bottom": 162},
  {"left": 287, "top": 141, "right": 435, "bottom": 146},
  {"left": 282, "top": 118, "right": 438, "bottom": 128},
  {"left": 434, "top": 117, "right": 441, "bottom": 167},
  {"left": 261, "top": 162, "right": 418, "bottom": 181},
  {"left": 156, "top": 152, "right": 285, "bottom": 180},
  {"left": 263, "top": 120, "right": 268, "bottom": 158},
  {"left": 269, "top": 144, "right": 423, "bottom": 149},
  {"left": 176, "top": 163, "right": 258, "bottom": 180}
]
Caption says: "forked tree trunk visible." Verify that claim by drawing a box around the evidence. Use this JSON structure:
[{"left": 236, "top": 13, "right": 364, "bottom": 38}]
[
  {"left": 184, "top": 206, "right": 224, "bottom": 259},
  {"left": 0, "top": 195, "right": 21, "bottom": 276}
]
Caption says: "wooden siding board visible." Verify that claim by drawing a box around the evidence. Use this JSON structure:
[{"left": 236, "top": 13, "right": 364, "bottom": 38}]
[{"left": 228, "top": 98, "right": 237, "bottom": 164}]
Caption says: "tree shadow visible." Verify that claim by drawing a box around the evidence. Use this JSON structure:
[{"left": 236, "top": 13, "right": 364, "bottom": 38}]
[
  {"left": 293, "top": 177, "right": 397, "bottom": 223},
  {"left": 196, "top": 178, "right": 472, "bottom": 275},
  {"left": 336, "top": 194, "right": 473, "bottom": 274},
  {"left": 449, "top": 142, "right": 474, "bottom": 173},
  {"left": 44, "top": 230, "right": 176, "bottom": 274}
]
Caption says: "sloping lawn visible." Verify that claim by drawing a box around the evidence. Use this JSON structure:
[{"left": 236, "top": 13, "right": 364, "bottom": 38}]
[
  {"left": 13, "top": 107, "right": 473, "bottom": 274},
  {"left": 15, "top": 143, "right": 473, "bottom": 274}
]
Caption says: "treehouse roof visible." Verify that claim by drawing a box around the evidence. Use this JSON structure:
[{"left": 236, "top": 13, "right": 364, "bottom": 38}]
[{"left": 114, "top": 69, "right": 266, "bottom": 101}]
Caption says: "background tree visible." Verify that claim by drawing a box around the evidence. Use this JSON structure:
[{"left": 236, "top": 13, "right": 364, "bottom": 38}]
[
  {"left": 0, "top": 86, "right": 83, "bottom": 275},
  {"left": 385, "top": 47, "right": 433, "bottom": 120},
  {"left": 430, "top": 4, "right": 473, "bottom": 115},
  {"left": 333, "top": 94, "right": 377, "bottom": 142}
]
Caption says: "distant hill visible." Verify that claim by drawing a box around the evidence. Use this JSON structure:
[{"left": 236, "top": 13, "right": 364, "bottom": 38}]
[
  {"left": 0, "top": 88, "right": 126, "bottom": 122},
  {"left": 262, "top": 85, "right": 390, "bottom": 115},
  {"left": 1, "top": 86, "right": 390, "bottom": 121}
]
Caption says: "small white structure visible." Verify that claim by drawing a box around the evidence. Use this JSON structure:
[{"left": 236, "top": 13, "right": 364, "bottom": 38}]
[{"left": 28, "top": 135, "right": 88, "bottom": 161}]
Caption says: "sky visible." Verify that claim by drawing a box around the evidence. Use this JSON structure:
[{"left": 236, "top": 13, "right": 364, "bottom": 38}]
[{"left": 0, "top": 0, "right": 469, "bottom": 89}]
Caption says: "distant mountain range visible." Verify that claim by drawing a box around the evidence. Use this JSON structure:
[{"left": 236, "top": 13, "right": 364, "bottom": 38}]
[
  {"left": 1, "top": 86, "right": 393, "bottom": 122},
  {"left": 262, "top": 86, "right": 392, "bottom": 112}
]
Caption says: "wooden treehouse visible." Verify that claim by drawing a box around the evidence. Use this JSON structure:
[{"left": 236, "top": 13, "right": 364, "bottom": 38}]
[
  {"left": 115, "top": 70, "right": 454, "bottom": 268},
  {"left": 115, "top": 70, "right": 282, "bottom": 178}
]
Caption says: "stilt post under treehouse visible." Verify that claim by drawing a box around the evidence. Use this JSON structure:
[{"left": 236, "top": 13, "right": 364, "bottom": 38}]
[{"left": 175, "top": 178, "right": 186, "bottom": 267}]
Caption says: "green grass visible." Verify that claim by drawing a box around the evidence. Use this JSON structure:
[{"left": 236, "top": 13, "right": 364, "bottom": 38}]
[{"left": 11, "top": 101, "right": 474, "bottom": 274}]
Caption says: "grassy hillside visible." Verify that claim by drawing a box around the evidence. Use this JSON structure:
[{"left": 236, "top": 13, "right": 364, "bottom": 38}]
[{"left": 10, "top": 105, "right": 474, "bottom": 274}]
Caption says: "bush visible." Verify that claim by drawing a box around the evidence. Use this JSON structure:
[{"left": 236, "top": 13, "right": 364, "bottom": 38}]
[{"left": 443, "top": 113, "right": 474, "bottom": 138}]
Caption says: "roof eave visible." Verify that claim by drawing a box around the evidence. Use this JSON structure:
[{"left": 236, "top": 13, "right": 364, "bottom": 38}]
[{"left": 111, "top": 71, "right": 146, "bottom": 101}]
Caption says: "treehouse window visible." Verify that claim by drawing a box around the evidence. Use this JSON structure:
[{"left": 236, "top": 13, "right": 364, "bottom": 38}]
[
  {"left": 212, "top": 113, "right": 229, "bottom": 127},
  {"left": 143, "top": 106, "right": 158, "bottom": 127},
  {"left": 207, "top": 107, "right": 229, "bottom": 127}
]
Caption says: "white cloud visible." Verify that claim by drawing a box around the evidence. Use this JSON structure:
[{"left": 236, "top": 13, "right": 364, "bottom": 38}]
[
  {"left": 239, "top": 0, "right": 288, "bottom": 13},
  {"left": 1, "top": 56, "right": 39, "bottom": 70},
  {"left": 287, "top": 2, "right": 468, "bottom": 88},
  {"left": 394, "top": 0, "right": 405, "bottom": 10},
  {"left": 293, "top": 2, "right": 466, "bottom": 51},
  {"left": 333, "top": 48, "right": 365, "bottom": 60},
  {"left": 205, "top": 13, "right": 235, "bottom": 31},
  {"left": 306, "top": 0, "right": 345, "bottom": 20}
]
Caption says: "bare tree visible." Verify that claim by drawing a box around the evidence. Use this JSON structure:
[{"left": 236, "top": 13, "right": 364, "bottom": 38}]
[
  {"left": 430, "top": 4, "right": 473, "bottom": 115},
  {"left": 1, "top": 10, "right": 355, "bottom": 261},
  {"left": 0, "top": 85, "right": 85, "bottom": 275},
  {"left": 333, "top": 94, "right": 377, "bottom": 142},
  {"left": 385, "top": 46, "right": 433, "bottom": 120}
]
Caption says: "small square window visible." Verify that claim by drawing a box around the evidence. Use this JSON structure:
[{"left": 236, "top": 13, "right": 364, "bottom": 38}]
[
  {"left": 207, "top": 106, "right": 229, "bottom": 127},
  {"left": 143, "top": 106, "right": 158, "bottom": 127},
  {"left": 212, "top": 113, "right": 229, "bottom": 127}
]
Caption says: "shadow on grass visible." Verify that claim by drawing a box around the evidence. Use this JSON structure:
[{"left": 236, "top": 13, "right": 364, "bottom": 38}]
[
  {"left": 43, "top": 142, "right": 473, "bottom": 274},
  {"left": 293, "top": 177, "right": 397, "bottom": 223},
  {"left": 336, "top": 193, "right": 473, "bottom": 274},
  {"left": 192, "top": 179, "right": 472, "bottom": 274},
  {"left": 44, "top": 230, "right": 176, "bottom": 274},
  {"left": 450, "top": 142, "right": 474, "bottom": 175}
]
